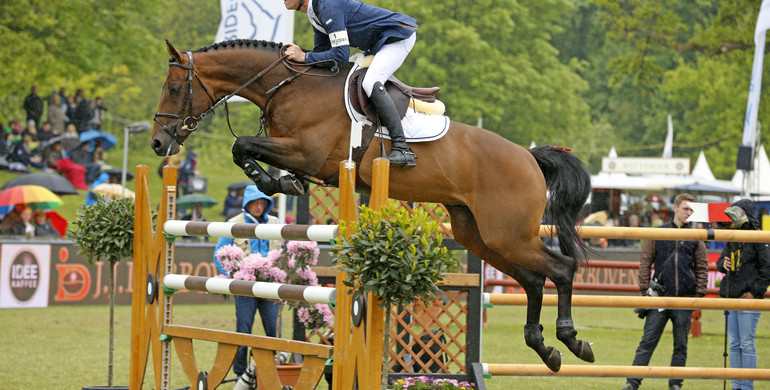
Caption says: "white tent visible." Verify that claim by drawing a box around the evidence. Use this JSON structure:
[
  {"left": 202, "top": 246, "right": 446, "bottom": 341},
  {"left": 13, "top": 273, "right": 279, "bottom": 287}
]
[{"left": 691, "top": 150, "right": 715, "bottom": 181}]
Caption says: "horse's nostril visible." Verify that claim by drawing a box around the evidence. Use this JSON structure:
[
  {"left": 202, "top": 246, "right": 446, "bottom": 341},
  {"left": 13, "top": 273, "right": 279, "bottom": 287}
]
[{"left": 151, "top": 139, "right": 162, "bottom": 153}]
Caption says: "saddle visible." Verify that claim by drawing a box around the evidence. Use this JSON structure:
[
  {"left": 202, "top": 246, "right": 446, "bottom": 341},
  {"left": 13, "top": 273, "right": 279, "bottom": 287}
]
[
  {"left": 347, "top": 67, "right": 441, "bottom": 167},
  {"left": 347, "top": 67, "right": 441, "bottom": 122}
]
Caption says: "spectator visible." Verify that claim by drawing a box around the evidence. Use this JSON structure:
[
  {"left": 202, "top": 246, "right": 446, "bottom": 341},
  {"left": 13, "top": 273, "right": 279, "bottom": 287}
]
[
  {"left": 212, "top": 186, "right": 280, "bottom": 379},
  {"left": 0, "top": 205, "right": 24, "bottom": 235},
  {"left": 621, "top": 193, "right": 708, "bottom": 390},
  {"left": 222, "top": 188, "right": 244, "bottom": 220},
  {"left": 73, "top": 96, "right": 93, "bottom": 132},
  {"left": 32, "top": 210, "right": 59, "bottom": 238},
  {"left": 717, "top": 199, "right": 770, "bottom": 390},
  {"left": 61, "top": 123, "right": 80, "bottom": 151},
  {"left": 41, "top": 140, "right": 65, "bottom": 169},
  {"left": 64, "top": 96, "right": 78, "bottom": 127},
  {"left": 23, "top": 120, "right": 38, "bottom": 141},
  {"left": 47, "top": 94, "right": 66, "bottom": 135},
  {"left": 625, "top": 215, "right": 641, "bottom": 248},
  {"left": 3, "top": 206, "right": 35, "bottom": 238},
  {"left": 23, "top": 85, "right": 43, "bottom": 127},
  {"left": 37, "top": 121, "right": 55, "bottom": 143},
  {"left": 9, "top": 133, "right": 44, "bottom": 170},
  {"left": 90, "top": 97, "right": 107, "bottom": 130},
  {"left": 58, "top": 87, "right": 68, "bottom": 110}
]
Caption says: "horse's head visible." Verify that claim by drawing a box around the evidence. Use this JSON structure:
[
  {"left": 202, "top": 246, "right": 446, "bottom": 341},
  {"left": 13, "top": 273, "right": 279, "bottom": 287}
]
[{"left": 151, "top": 41, "right": 216, "bottom": 156}]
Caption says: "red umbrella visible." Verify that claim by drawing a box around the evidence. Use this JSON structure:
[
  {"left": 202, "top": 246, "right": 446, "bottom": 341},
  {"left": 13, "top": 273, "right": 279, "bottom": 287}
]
[{"left": 45, "top": 210, "right": 68, "bottom": 238}]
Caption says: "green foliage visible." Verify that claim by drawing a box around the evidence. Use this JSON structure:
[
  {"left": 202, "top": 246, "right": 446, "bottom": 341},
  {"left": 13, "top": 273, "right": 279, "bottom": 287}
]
[
  {"left": 67, "top": 198, "right": 135, "bottom": 265},
  {"left": 331, "top": 203, "right": 455, "bottom": 309}
]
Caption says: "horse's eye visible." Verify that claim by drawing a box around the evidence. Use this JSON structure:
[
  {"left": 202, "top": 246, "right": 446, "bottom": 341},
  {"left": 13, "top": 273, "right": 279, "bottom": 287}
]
[{"left": 169, "top": 84, "right": 182, "bottom": 96}]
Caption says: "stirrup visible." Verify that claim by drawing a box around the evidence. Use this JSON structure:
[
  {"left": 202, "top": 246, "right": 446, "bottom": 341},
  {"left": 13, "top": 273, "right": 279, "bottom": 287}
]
[{"left": 386, "top": 149, "right": 417, "bottom": 168}]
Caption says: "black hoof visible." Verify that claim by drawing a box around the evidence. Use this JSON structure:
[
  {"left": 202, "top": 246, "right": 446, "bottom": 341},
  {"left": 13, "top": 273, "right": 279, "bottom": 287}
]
[
  {"left": 543, "top": 346, "right": 561, "bottom": 372},
  {"left": 277, "top": 175, "right": 307, "bottom": 196},
  {"left": 574, "top": 340, "right": 595, "bottom": 363}
]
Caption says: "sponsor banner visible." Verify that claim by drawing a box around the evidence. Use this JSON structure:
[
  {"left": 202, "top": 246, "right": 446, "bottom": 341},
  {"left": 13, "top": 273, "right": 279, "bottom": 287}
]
[
  {"left": 0, "top": 244, "right": 51, "bottom": 308},
  {"left": 215, "top": 0, "right": 294, "bottom": 44},
  {"left": 602, "top": 157, "right": 690, "bottom": 175}
]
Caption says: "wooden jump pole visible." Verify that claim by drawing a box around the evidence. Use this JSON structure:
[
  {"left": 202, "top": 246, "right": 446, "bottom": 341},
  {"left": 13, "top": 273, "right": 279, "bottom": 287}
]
[
  {"left": 540, "top": 225, "right": 770, "bottom": 243},
  {"left": 485, "top": 293, "right": 770, "bottom": 311},
  {"left": 482, "top": 363, "right": 770, "bottom": 381}
]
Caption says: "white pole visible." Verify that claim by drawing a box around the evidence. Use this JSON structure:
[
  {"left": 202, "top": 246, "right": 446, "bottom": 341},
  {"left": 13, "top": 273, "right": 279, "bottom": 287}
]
[
  {"left": 278, "top": 170, "right": 288, "bottom": 223},
  {"left": 121, "top": 126, "right": 129, "bottom": 198}
]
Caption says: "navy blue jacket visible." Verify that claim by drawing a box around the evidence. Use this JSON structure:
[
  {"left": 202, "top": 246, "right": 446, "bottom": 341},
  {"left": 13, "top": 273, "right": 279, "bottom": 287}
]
[
  {"left": 717, "top": 199, "right": 770, "bottom": 299},
  {"left": 639, "top": 220, "right": 708, "bottom": 297},
  {"left": 304, "top": 0, "right": 417, "bottom": 65}
]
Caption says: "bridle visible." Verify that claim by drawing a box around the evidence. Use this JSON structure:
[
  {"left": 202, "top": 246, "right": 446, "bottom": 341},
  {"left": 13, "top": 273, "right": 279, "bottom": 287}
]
[{"left": 153, "top": 50, "right": 292, "bottom": 154}]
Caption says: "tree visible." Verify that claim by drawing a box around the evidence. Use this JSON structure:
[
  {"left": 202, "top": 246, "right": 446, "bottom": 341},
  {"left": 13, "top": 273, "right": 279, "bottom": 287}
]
[{"left": 589, "top": 0, "right": 768, "bottom": 178}]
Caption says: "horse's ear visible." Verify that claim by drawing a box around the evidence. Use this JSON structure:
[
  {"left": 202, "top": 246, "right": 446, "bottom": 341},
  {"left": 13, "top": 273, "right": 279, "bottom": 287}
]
[{"left": 166, "top": 39, "right": 183, "bottom": 62}]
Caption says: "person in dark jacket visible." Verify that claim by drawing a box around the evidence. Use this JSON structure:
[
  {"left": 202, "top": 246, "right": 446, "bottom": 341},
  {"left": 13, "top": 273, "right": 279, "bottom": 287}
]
[
  {"left": 621, "top": 193, "right": 708, "bottom": 390},
  {"left": 212, "top": 186, "right": 281, "bottom": 379},
  {"left": 717, "top": 199, "right": 770, "bottom": 390},
  {"left": 23, "top": 85, "right": 43, "bottom": 127},
  {"left": 282, "top": 0, "right": 418, "bottom": 168}
]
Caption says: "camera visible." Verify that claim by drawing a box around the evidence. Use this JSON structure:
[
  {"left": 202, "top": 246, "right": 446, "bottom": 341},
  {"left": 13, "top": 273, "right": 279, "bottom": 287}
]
[{"left": 646, "top": 279, "right": 666, "bottom": 297}]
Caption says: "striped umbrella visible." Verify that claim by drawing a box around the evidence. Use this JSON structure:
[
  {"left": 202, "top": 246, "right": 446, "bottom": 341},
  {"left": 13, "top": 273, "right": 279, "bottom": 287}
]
[{"left": 0, "top": 185, "right": 63, "bottom": 216}]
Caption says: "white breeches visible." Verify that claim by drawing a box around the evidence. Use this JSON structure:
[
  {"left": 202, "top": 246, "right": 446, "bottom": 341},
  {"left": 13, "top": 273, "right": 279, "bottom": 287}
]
[{"left": 362, "top": 32, "right": 416, "bottom": 97}]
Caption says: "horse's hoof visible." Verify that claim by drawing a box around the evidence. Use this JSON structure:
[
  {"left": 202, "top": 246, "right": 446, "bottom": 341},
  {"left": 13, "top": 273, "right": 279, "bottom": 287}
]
[
  {"left": 278, "top": 176, "right": 307, "bottom": 196},
  {"left": 575, "top": 340, "right": 595, "bottom": 363},
  {"left": 543, "top": 346, "right": 561, "bottom": 372}
]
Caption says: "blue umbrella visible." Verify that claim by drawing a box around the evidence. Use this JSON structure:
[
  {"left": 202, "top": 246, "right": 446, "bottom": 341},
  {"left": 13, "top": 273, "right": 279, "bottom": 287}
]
[{"left": 79, "top": 130, "right": 117, "bottom": 151}]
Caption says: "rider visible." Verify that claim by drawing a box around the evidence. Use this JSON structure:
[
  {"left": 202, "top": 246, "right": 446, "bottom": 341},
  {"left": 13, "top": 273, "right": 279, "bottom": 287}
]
[{"left": 283, "top": 0, "right": 418, "bottom": 168}]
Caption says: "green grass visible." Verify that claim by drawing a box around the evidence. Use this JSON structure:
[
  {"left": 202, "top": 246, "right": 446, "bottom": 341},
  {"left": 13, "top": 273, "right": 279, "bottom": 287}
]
[{"left": 2, "top": 303, "right": 770, "bottom": 389}]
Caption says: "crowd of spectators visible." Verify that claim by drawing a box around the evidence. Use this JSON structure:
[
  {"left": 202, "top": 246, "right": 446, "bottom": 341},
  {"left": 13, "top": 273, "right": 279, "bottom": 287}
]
[
  {"left": 2, "top": 85, "right": 109, "bottom": 186},
  {"left": 1, "top": 85, "right": 110, "bottom": 238}
]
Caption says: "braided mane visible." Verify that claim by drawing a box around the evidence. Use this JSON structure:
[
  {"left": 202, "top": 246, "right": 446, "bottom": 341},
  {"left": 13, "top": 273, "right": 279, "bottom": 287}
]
[{"left": 193, "top": 39, "right": 283, "bottom": 53}]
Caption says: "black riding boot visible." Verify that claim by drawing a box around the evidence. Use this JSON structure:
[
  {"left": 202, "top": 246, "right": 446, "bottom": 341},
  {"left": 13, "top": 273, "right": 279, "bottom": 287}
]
[{"left": 369, "top": 81, "right": 416, "bottom": 168}]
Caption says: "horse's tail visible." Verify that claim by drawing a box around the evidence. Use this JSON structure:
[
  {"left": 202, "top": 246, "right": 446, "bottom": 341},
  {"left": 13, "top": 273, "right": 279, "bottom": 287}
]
[{"left": 529, "top": 145, "right": 591, "bottom": 262}]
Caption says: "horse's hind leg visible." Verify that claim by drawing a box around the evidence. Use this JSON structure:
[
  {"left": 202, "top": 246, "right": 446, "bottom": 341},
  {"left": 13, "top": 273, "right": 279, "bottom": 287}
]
[
  {"left": 544, "top": 248, "right": 595, "bottom": 364},
  {"left": 446, "top": 205, "right": 562, "bottom": 371}
]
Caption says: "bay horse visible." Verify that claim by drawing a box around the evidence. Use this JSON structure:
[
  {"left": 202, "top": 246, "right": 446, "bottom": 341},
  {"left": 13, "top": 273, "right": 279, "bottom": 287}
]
[{"left": 151, "top": 39, "right": 594, "bottom": 371}]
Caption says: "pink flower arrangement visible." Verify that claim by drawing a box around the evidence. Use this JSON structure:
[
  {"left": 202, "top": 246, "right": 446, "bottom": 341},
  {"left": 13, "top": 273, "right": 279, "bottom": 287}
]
[
  {"left": 215, "top": 241, "right": 333, "bottom": 330},
  {"left": 214, "top": 245, "right": 286, "bottom": 284},
  {"left": 391, "top": 376, "right": 474, "bottom": 390}
]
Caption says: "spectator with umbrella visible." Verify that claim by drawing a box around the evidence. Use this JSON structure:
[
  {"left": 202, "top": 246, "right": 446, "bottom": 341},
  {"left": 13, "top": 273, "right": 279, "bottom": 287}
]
[{"left": 32, "top": 210, "right": 59, "bottom": 238}]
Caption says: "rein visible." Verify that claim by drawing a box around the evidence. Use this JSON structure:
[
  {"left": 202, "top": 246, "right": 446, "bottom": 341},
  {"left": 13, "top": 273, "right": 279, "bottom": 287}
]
[
  {"left": 154, "top": 47, "right": 338, "bottom": 152},
  {"left": 153, "top": 50, "right": 289, "bottom": 152}
]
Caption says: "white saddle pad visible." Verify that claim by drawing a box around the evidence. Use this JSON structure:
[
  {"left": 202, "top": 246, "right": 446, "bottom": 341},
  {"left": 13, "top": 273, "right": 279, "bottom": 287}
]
[{"left": 343, "top": 64, "right": 450, "bottom": 146}]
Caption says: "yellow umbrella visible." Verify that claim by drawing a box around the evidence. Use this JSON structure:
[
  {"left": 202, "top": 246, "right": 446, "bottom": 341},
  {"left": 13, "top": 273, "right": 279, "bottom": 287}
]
[{"left": 91, "top": 183, "right": 135, "bottom": 199}]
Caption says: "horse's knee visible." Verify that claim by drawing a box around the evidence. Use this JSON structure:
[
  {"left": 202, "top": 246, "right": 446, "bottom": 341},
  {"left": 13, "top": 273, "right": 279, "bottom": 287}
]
[{"left": 231, "top": 136, "right": 258, "bottom": 162}]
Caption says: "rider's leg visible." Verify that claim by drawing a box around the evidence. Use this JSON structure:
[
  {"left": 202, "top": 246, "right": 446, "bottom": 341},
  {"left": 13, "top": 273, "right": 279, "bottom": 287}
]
[{"left": 363, "top": 33, "right": 417, "bottom": 168}]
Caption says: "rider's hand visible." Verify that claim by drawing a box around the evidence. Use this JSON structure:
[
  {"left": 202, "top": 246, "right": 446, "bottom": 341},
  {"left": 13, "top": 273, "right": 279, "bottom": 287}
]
[{"left": 284, "top": 44, "right": 306, "bottom": 63}]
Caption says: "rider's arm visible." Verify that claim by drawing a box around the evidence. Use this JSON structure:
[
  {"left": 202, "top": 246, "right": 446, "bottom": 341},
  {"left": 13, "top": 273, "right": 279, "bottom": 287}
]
[{"left": 305, "top": 5, "right": 350, "bottom": 65}]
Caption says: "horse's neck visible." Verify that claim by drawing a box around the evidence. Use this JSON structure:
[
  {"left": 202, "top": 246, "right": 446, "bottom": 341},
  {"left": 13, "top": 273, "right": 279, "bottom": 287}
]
[{"left": 204, "top": 49, "right": 284, "bottom": 107}]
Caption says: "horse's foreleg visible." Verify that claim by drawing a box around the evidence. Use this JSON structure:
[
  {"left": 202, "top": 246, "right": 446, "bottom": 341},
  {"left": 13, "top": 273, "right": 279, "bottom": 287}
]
[
  {"left": 545, "top": 250, "right": 595, "bottom": 364},
  {"left": 232, "top": 137, "right": 307, "bottom": 196}
]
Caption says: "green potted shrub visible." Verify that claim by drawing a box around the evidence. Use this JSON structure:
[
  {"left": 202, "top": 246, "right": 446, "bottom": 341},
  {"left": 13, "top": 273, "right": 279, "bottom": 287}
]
[
  {"left": 332, "top": 202, "right": 463, "bottom": 390},
  {"left": 68, "top": 197, "right": 135, "bottom": 389}
]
